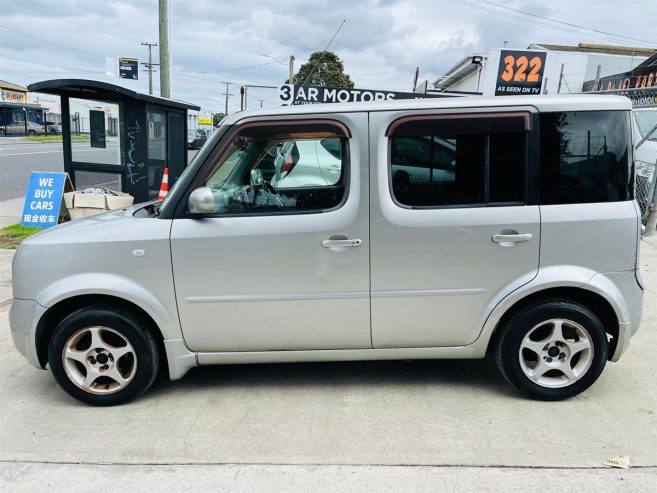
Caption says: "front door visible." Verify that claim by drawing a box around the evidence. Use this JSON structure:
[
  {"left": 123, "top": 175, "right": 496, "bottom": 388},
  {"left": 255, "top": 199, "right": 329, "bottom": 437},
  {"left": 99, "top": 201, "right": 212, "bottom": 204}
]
[
  {"left": 170, "top": 114, "right": 371, "bottom": 352},
  {"left": 369, "top": 109, "right": 541, "bottom": 348}
]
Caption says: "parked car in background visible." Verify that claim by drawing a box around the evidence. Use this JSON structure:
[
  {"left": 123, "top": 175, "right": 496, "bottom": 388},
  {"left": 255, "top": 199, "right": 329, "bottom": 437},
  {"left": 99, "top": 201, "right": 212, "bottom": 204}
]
[
  {"left": 0, "top": 120, "right": 45, "bottom": 136},
  {"left": 187, "top": 128, "right": 208, "bottom": 150},
  {"left": 44, "top": 121, "right": 63, "bottom": 135}
]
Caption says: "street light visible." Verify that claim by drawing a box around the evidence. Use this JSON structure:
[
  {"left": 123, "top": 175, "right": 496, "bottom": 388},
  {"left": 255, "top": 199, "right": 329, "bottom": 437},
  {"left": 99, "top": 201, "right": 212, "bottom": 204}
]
[{"left": 259, "top": 53, "right": 286, "bottom": 65}]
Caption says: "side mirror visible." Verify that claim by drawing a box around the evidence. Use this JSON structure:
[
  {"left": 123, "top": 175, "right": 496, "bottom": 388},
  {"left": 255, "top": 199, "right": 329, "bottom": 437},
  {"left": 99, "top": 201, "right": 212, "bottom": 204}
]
[
  {"left": 250, "top": 169, "right": 263, "bottom": 187},
  {"left": 188, "top": 187, "right": 215, "bottom": 215}
]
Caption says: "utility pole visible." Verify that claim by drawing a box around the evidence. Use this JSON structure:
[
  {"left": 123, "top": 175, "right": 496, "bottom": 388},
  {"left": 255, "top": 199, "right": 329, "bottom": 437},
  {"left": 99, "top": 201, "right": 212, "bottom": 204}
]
[
  {"left": 158, "top": 0, "right": 170, "bottom": 98},
  {"left": 141, "top": 41, "right": 159, "bottom": 95},
  {"left": 289, "top": 55, "right": 295, "bottom": 84},
  {"left": 221, "top": 81, "right": 233, "bottom": 115}
]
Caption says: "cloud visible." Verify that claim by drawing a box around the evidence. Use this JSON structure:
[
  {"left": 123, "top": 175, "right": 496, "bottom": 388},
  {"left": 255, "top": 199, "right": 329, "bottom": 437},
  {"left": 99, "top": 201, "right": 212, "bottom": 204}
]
[{"left": 0, "top": 0, "right": 655, "bottom": 112}]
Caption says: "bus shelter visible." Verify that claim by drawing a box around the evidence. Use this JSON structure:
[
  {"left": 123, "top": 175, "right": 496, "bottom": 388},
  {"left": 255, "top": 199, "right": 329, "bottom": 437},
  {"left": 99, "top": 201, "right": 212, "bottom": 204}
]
[{"left": 28, "top": 79, "right": 200, "bottom": 202}]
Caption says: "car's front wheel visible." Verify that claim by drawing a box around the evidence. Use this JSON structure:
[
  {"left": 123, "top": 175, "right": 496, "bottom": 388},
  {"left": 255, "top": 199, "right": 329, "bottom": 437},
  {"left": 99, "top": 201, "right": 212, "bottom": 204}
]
[
  {"left": 48, "top": 305, "right": 160, "bottom": 406},
  {"left": 495, "top": 300, "right": 608, "bottom": 400}
]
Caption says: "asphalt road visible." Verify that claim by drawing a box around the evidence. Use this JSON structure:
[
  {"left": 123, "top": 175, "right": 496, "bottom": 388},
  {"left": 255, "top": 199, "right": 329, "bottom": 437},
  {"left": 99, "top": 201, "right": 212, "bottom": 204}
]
[
  {"left": 0, "top": 237, "right": 656, "bottom": 490},
  {"left": 0, "top": 141, "right": 66, "bottom": 201},
  {"left": 0, "top": 139, "right": 199, "bottom": 201}
]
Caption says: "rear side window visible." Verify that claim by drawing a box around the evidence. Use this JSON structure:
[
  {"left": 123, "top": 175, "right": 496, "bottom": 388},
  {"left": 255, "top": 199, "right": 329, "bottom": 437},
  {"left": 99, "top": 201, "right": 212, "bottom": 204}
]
[
  {"left": 389, "top": 114, "right": 528, "bottom": 207},
  {"left": 539, "top": 111, "right": 632, "bottom": 204}
]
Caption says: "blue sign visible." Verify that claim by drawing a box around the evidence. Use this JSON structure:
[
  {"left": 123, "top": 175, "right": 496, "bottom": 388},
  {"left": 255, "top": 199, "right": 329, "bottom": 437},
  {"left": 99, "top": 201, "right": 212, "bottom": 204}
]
[{"left": 21, "top": 172, "right": 67, "bottom": 228}]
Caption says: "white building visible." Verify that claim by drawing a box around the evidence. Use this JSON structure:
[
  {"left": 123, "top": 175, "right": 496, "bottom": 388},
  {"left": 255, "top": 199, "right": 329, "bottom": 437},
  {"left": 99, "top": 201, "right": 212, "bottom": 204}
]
[{"left": 434, "top": 43, "right": 655, "bottom": 96}]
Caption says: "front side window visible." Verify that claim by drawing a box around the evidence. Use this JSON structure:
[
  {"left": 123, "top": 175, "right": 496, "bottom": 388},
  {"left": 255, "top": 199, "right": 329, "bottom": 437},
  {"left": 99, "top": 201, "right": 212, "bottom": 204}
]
[
  {"left": 200, "top": 123, "right": 348, "bottom": 214},
  {"left": 389, "top": 114, "right": 528, "bottom": 207},
  {"left": 539, "top": 111, "right": 632, "bottom": 204}
]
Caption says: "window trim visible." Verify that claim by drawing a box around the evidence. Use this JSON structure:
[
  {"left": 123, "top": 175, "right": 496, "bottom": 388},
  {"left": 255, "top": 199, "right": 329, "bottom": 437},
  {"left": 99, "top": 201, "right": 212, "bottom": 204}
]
[
  {"left": 184, "top": 118, "right": 352, "bottom": 218},
  {"left": 386, "top": 111, "right": 533, "bottom": 137},
  {"left": 387, "top": 112, "right": 532, "bottom": 210}
]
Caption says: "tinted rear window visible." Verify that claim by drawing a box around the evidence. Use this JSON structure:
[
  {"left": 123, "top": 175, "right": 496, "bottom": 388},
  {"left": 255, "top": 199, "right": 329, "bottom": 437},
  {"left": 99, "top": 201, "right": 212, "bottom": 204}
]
[
  {"left": 389, "top": 115, "right": 528, "bottom": 207},
  {"left": 539, "top": 111, "right": 632, "bottom": 204}
]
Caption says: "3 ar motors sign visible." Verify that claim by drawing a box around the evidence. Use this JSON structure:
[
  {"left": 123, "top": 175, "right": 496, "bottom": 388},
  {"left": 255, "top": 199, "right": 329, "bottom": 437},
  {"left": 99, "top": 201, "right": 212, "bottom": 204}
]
[
  {"left": 279, "top": 84, "right": 443, "bottom": 105},
  {"left": 495, "top": 50, "right": 547, "bottom": 96}
]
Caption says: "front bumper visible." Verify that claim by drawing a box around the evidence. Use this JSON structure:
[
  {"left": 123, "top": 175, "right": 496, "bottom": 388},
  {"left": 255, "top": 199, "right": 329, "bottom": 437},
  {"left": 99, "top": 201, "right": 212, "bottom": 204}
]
[{"left": 8, "top": 298, "right": 47, "bottom": 369}]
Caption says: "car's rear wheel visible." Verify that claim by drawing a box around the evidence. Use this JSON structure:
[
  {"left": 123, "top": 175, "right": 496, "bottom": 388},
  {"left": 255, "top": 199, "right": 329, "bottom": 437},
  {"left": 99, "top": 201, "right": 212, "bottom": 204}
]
[
  {"left": 48, "top": 305, "right": 160, "bottom": 406},
  {"left": 27, "top": 130, "right": 36, "bottom": 136},
  {"left": 495, "top": 300, "right": 608, "bottom": 400}
]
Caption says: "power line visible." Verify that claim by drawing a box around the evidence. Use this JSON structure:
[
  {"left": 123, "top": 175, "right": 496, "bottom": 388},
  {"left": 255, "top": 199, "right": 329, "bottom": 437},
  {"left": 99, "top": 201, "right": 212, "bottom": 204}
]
[
  {"left": 0, "top": 53, "right": 98, "bottom": 73},
  {"left": 472, "top": 0, "right": 657, "bottom": 47},
  {"left": 11, "top": 0, "right": 143, "bottom": 43},
  {"left": 449, "top": 0, "right": 657, "bottom": 48},
  {"left": 0, "top": 25, "right": 108, "bottom": 59},
  {"left": 301, "top": 19, "right": 347, "bottom": 86},
  {"left": 183, "top": 61, "right": 278, "bottom": 77}
]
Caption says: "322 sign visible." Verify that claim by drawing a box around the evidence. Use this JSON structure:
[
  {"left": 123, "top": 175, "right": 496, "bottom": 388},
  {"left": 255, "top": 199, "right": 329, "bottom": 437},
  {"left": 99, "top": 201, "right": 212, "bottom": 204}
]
[{"left": 495, "top": 50, "right": 547, "bottom": 96}]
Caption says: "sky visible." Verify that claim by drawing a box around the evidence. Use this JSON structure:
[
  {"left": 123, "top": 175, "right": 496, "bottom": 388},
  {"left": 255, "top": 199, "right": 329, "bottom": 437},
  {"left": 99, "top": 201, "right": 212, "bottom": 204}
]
[{"left": 1, "top": 0, "right": 656, "bottom": 114}]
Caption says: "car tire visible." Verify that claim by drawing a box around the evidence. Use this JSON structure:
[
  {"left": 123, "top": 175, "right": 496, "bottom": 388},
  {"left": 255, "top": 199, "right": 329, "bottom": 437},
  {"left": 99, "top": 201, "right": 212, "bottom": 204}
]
[
  {"left": 495, "top": 300, "right": 608, "bottom": 401},
  {"left": 48, "top": 305, "right": 160, "bottom": 406},
  {"left": 27, "top": 130, "right": 36, "bottom": 136},
  {"left": 0, "top": 129, "right": 5, "bottom": 136}
]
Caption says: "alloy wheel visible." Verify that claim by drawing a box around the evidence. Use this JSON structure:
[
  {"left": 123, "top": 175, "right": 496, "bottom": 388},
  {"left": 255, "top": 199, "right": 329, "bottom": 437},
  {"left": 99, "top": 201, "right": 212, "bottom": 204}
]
[
  {"left": 62, "top": 326, "right": 137, "bottom": 395},
  {"left": 518, "top": 318, "right": 594, "bottom": 389}
]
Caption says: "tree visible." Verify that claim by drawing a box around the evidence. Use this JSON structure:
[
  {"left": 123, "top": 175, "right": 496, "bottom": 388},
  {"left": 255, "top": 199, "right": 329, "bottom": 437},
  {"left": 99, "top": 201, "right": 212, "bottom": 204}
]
[
  {"left": 291, "top": 51, "right": 354, "bottom": 88},
  {"left": 212, "top": 112, "right": 225, "bottom": 127}
]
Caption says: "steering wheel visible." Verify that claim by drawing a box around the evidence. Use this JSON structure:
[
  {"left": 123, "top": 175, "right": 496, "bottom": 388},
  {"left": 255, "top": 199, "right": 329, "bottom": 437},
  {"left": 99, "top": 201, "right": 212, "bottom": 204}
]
[{"left": 261, "top": 181, "right": 286, "bottom": 209}]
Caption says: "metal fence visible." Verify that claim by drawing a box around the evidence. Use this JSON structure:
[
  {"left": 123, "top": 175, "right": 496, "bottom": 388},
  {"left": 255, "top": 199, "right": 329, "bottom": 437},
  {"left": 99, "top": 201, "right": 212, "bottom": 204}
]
[{"left": 634, "top": 109, "right": 657, "bottom": 223}]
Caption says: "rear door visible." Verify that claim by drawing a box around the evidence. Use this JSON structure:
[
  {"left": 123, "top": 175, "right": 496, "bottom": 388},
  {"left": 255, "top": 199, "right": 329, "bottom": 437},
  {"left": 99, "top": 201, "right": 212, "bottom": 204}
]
[{"left": 369, "top": 109, "right": 541, "bottom": 348}]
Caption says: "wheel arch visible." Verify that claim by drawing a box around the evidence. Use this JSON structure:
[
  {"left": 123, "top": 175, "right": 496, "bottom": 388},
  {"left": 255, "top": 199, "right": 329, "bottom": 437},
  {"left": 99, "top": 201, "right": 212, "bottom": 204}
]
[
  {"left": 35, "top": 294, "right": 166, "bottom": 369},
  {"left": 487, "top": 287, "right": 619, "bottom": 360}
]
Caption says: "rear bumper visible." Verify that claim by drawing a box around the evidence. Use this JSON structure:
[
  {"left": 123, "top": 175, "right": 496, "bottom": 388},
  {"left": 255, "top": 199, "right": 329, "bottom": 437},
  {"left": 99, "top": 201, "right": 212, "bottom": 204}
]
[
  {"left": 585, "top": 270, "right": 644, "bottom": 362},
  {"left": 8, "top": 298, "right": 46, "bottom": 369}
]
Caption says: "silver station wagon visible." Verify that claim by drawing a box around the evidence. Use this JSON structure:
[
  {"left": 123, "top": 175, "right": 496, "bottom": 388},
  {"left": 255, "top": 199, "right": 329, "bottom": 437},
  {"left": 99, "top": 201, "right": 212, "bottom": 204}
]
[{"left": 10, "top": 95, "right": 644, "bottom": 405}]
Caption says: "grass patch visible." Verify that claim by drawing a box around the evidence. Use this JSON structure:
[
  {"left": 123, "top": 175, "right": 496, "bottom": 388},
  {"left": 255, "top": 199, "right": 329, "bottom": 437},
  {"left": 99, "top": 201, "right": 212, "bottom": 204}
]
[
  {"left": 24, "top": 135, "right": 90, "bottom": 142},
  {"left": 0, "top": 224, "right": 43, "bottom": 249}
]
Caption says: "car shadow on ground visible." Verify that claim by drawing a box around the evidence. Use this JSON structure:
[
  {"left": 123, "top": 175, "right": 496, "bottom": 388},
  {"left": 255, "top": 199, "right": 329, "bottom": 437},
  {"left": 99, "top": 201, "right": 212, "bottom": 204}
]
[{"left": 146, "top": 356, "right": 517, "bottom": 400}]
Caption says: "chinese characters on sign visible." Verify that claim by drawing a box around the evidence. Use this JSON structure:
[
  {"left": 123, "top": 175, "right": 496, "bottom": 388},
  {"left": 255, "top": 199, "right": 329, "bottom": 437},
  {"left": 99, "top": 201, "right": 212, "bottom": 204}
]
[
  {"left": 21, "top": 172, "right": 71, "bottom": 228},
  {"left": 495, "top": 50, "right": 547, "bottom": 96}
]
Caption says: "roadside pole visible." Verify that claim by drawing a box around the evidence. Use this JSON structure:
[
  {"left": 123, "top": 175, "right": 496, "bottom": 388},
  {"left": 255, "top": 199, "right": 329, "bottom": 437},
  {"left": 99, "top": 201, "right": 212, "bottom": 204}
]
[
  {"left": 159, "top": 0, "right": 170, "bottom": 98},
  {"left": 141, "top": 41, "right": 158, "bottom": 96},
  {"left": 289, "top": 55, "right": 295, "bottom": 84}
]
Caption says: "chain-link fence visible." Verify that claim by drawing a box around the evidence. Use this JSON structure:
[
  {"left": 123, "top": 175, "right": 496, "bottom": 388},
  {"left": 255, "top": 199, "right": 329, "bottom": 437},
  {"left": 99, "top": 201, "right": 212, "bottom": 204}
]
[
  {"left": 634, "top": 108, "right": 657, "bottom": 223},
  {"left": 587, "top": 88, "right": 657, "bottom": 233}
]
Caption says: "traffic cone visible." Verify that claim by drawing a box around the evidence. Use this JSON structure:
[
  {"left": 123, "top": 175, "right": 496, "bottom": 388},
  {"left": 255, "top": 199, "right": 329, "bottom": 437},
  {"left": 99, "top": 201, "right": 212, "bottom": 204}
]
[{"left": 157, "top": 167, "right": 169, "bottom": 200}]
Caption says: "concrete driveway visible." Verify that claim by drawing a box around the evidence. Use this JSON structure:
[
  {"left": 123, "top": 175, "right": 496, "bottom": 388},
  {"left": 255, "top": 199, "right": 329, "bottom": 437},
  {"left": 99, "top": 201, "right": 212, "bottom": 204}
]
[{"left": 1, "top": 238, "right": 656, "bottom": 490}]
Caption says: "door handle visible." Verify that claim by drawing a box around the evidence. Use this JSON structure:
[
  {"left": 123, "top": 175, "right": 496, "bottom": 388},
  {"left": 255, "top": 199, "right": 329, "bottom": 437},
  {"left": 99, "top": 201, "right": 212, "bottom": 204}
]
[
  {"left": 492, "top": 233, "right": 533, "bottom": 244},
  {"left": 321, "top": 238, "right": 362, "bottom": 248}
]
